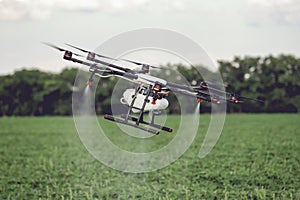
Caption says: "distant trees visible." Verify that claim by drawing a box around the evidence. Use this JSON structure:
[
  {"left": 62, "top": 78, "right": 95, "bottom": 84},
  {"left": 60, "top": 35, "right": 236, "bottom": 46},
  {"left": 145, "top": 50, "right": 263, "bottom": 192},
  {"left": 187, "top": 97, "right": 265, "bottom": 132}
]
[
  {"left": 219, "top": 55, "right": 300, "bottom": 113},
  {"left": 0, "top": 54, "right": 299, "bottom": 116},
  {"left": 0, "top": 68, "right": 77, "bottom": 116}
]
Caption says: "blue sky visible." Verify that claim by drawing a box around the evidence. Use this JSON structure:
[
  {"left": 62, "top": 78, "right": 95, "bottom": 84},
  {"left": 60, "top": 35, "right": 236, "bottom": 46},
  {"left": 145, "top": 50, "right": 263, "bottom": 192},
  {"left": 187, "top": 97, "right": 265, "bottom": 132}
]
[{"left": 0, "top": 0, "right": 300, "bottom": 74}]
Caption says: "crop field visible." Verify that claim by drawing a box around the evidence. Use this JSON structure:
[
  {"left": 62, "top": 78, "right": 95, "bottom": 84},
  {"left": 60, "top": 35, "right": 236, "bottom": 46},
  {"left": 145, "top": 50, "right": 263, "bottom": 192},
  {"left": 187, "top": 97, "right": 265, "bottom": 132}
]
[{"left": 0, "top": 114, "right": 299, "bottom": 199}]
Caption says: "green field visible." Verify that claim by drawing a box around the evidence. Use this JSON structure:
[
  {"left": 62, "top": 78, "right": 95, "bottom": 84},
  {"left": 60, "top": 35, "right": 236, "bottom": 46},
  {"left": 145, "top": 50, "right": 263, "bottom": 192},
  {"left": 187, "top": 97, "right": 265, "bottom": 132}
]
[{"left": 0, "top": 114, "right": 299, "bottom": 199}]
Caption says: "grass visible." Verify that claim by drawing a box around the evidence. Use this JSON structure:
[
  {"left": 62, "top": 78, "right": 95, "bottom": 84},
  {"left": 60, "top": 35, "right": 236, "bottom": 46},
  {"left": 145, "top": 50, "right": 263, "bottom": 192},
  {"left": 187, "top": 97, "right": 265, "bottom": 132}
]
[{"left": 0, "top": 114, "right": 299, "bottom": 199}]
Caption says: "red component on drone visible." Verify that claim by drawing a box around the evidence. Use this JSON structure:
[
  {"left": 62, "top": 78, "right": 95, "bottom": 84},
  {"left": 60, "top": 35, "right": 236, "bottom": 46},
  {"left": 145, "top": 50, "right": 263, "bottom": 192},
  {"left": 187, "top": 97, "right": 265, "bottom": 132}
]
[
  {"left": 199, "top": 81, "right": 208, "bottom": 89},
  {"left": 230, "top": 96, "right": 237, "bottom": 101},
  {"left": 87, "top": 52, "right": 96, "bottom": 61},
  {"left": 86, "top": 81, "right": 92, "bottom": 86},
  {"left": 153, "top": 85, "right": 162, "bottom": 92},
  {"left": 63, "top": 51, "right": 72, "bottom": 60},
  {"left": 141, "top": 65, "right": 150, "bottom": 73},
  {"left": 230, "top": 96, "right": 240, "bottom": 103}
]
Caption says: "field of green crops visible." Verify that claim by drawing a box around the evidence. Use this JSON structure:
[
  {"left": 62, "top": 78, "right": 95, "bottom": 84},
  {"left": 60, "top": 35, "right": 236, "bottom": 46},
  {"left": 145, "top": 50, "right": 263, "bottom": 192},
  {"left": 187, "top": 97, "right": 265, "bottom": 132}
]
[{"left": 0, "top": 114, "right": 299, "bottom": 199}]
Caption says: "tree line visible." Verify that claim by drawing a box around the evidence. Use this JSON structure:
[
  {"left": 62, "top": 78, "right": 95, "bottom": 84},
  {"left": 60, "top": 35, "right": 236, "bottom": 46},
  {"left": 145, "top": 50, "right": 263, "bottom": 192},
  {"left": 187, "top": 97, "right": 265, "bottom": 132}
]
[{"left": 0, "top": 54, "right": 299, "bottom": 116}]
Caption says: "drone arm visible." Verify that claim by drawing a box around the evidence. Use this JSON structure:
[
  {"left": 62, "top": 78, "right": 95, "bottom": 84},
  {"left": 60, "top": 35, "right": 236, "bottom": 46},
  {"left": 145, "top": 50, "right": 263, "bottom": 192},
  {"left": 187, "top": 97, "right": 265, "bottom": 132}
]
[
  {"left": 67, "top": 57, "right": 107, "bottom": 70},
  {"left": 166, "top": 82, "right": 194, "bottom": 92},
  {"left": 170, "top": 87, "right": 213, "bottom": 102},
  {"left": 109, "top": 70, "right": 138, "bottom": 80},
  {"left": 169, "top": 87, "right": 196, "bottom": 97},
  {"left": 90, "top": 57, "right": 132, "bottom": 73}
]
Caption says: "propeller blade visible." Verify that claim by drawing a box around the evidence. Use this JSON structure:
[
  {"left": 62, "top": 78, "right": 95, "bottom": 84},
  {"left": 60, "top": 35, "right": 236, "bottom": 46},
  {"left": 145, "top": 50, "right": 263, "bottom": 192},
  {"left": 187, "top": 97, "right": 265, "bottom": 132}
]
[
  {"left": 239, "top": 96, "right": 264, "bottom": 103},
  {"left": 66, "top": 43, "right": 161, "bottom": 69},
  {"left": 205, "top": 80, "right": 227, "bottom": 88},
  {"left": 65, "top": 43, "right": 89, "bottom": 53},
  {"left": 149, "top": 65, "right": 159, "bottom": 69},
  {"left": 43, "top": 42, "right": 83, "bottom": 57},
  {"left": 43, "top": 42, "right": 65, "bottom": 52},
  {"left": 119, "top": 58, "right": 143, "bottom": 65},
  {"left": 116, "top": 58, "right": 159, "bottom": 68},
  {"left": 195, "top": 85, "right": 230, "bottom": 97},
  {"left": 96, "top": 54, "right": 119, "bottom": 61}
]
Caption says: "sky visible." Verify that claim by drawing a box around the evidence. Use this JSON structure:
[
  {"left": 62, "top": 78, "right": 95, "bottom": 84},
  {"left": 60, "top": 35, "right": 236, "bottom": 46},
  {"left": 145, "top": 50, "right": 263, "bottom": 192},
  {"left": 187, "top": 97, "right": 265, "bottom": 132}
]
[{"left": 0, "top": 0, "right": 300, "bottom": 75}]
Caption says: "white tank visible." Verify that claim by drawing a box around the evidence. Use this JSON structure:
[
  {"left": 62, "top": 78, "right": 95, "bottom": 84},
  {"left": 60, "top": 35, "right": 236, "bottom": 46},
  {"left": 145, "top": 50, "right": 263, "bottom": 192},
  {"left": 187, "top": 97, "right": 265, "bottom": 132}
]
[{"left": 121, "top": 89, "right": 169, "bottom": 113}]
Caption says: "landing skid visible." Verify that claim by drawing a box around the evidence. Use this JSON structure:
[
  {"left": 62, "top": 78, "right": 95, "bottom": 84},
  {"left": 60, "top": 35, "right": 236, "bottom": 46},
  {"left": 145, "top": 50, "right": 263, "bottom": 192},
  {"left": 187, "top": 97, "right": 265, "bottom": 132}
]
[
  {"left": 104, "top": 114, "right": 160, "bottom": 135},
  {"left": 120, "top": 114, "right": 172, "bottom": 133}
]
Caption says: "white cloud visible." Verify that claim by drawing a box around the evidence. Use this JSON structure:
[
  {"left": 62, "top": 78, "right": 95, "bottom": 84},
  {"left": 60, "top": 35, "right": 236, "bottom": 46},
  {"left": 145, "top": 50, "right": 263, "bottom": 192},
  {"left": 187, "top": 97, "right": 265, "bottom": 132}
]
[
  {"left": 245, "top": 0, "right": 300, "bottom": 25},
  {"left": 0, "top": 0, "right": 102, "bottom": 21},
  {"left": 0, "top": 0, "right": 189, "bottom": 21}
]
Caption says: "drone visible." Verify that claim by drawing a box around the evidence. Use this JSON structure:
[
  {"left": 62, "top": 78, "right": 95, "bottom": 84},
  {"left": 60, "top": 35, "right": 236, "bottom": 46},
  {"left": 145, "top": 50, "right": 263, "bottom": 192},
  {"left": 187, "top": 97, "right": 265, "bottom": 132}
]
[{"left": 44, "top": 42, "right": 263, "bottom": 135}]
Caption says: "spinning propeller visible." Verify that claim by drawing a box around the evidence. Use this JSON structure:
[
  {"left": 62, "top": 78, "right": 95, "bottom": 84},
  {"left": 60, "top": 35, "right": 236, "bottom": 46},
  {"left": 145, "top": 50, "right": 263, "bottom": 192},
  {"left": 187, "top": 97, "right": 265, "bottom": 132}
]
[
  {"left": 42, "top": 42, "right": 83, "bottom": 58},
  {"left": 65, "top": 43, "right": 159, "bottom": 70}
]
